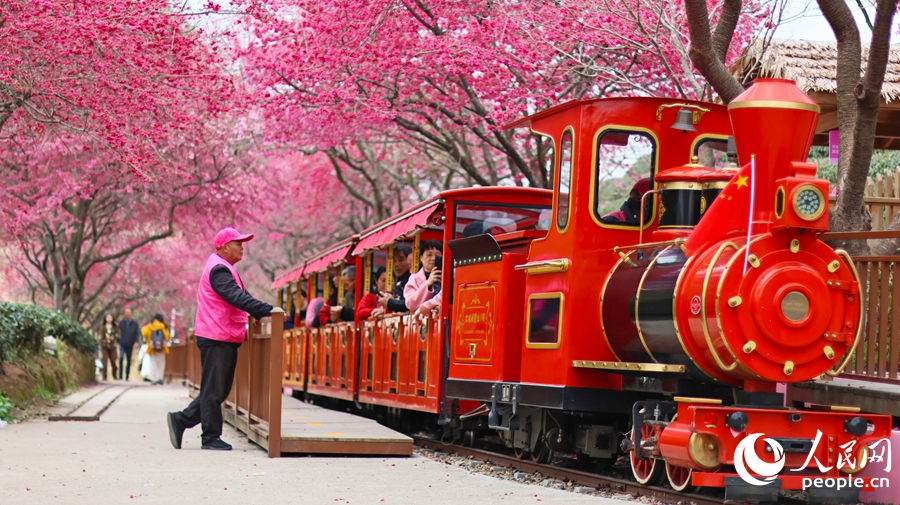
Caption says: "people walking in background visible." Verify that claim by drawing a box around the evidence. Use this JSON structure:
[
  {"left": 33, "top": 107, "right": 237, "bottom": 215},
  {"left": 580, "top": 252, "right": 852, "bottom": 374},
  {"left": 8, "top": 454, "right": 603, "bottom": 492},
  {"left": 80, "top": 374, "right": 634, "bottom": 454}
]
[
  {"left": 95, "top": 314, "right": 120, "bottom": 381},
  {"left": 167, "top": 227, "right": 277, "bottom": 452},
  {"left": 141, "top": 313, "right": 170, "bottom": 385},
  {"left": 117, "top": 308, "right": 140, "bottom": 380}
]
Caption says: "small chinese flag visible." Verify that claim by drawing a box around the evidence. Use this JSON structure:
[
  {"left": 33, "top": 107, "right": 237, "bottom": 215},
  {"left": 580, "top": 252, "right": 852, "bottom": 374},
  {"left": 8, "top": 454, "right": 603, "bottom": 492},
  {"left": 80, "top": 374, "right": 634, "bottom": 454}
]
[{"left": 684, "top": 162, "right": 753, "bottom": 256}]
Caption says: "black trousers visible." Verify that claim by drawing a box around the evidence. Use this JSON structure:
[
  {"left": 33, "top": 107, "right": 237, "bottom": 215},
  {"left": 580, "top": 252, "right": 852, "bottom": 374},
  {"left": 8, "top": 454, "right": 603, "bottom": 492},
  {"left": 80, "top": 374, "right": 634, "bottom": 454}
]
[
  {"left": 118, "top": 345, "right": 133, "bottom": 380},
  {"left": 175, "top": 337, "right": 240, "bottom": 445}
]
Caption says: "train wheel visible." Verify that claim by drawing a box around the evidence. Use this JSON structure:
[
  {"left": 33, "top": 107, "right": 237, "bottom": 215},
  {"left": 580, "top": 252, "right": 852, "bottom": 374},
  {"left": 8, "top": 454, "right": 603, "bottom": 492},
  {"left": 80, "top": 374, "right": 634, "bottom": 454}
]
[
  {"left": 629, "top": 424, "right": 664, "bottom": 486},
  {"left": 665, "top": 462, "right": 694, "bottom": 492},
  {"left": 663, "top": 413, "right": 695, "bottom": 492},
  {"left": 462, "top": 430, "right": 475, "bottom": 447},
  {"left": 530, "top": 437, "right": 552, "bottom": 464},
  {"left": 513, "top": 447, "right": 530, "bottom": 460}
]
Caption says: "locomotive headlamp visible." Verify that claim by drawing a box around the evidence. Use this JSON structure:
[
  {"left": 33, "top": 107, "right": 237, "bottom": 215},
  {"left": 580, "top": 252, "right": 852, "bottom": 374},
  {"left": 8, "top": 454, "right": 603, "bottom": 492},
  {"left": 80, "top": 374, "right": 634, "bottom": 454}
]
[
  {"left": 792, "top": 184, "right": 825, "bottom": 221},
  {"left": 726, "top": 411, "right": 749, "bottom": 432},
  {"left": 844, "top": 417, "right": 868, "bottom": 437}
]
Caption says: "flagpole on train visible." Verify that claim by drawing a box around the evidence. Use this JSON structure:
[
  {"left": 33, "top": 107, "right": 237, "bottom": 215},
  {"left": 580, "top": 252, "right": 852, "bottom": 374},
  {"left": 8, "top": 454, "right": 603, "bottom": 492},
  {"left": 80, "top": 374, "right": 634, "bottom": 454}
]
[{"left": 744, "top": 154, "right": 756, "bottom": 276}]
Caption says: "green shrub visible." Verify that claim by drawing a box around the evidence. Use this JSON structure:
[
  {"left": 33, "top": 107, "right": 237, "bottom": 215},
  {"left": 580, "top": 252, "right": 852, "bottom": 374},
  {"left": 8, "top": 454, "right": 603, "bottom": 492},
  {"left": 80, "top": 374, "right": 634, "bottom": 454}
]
[
  {"left": 0, "top": 303, "right": 96, "bottom": 362},
  {"left": 0, "top": 391, "right": 11, "bottom": 421}
]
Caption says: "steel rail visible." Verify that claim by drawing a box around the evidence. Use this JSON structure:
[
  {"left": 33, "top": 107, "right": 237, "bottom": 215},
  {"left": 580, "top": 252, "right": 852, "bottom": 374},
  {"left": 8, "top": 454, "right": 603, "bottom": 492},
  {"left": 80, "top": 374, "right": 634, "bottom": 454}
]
[{"left": 413, "top": 436, "right": 726, "bottom": 505}]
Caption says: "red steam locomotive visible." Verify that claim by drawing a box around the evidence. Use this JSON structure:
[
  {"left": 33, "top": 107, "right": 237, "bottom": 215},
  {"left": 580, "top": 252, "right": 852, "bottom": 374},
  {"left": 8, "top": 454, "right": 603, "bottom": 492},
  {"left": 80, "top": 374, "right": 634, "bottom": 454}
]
[{"left": 272, "top": 79, "right": 891, "bottom": 503}]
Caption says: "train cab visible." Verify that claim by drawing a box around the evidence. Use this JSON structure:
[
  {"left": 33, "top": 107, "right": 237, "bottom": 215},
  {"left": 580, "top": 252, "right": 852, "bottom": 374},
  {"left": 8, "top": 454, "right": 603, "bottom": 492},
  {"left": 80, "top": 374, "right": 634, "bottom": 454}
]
[{"left": 446, "top": 98, "right": 735, "bottom": 410}]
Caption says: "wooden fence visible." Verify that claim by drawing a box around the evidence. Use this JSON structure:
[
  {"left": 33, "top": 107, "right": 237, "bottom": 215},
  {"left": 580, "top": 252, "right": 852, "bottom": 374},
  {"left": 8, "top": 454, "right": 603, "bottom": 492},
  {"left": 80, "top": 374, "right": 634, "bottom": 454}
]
[
  {"left": 221, "top": 311, "right": 284, "bottom": 457},
  {"left": 838, "top": 256, "right": 900, "bottom": 383},
  {"left": 829, "top": 170, "right": 900, "bottom": 231},
  {"left": 165, "top": 312, "right": 284, "bottom": 456}
]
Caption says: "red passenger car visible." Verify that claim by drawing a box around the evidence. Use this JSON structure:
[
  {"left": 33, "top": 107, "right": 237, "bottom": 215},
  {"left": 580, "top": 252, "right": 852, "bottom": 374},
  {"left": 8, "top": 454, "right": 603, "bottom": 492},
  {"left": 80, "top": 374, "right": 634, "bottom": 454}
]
[{"left": 274, "top": 79, "right": 891, "bottom": 504}]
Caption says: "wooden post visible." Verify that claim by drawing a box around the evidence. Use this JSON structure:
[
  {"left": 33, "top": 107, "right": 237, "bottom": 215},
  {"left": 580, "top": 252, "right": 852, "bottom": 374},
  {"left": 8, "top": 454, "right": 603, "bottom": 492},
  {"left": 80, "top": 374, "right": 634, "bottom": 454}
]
[
  {"left": 365, "top": 251, "right": 372, "bottom": 295},
  {"left": 412, "top": 234, "right": 421, "bottom": 273},
  {"left": 268, "top": 309, "right": 284, "bottom": 458},
  {"left": 285, "top": 283, "right": 292, "bottom": 316},
  {"left": 386, "top": 243, "right": 394, "bottom": 288},
  {"left": 337, "top": 262, "right": 345, "bottom": 302},
  {"left": 295, "top": 281, "right": 303, "bottom": 327},
  {"left": 323, "top": 270, "right": 331, "bottom": 303}
]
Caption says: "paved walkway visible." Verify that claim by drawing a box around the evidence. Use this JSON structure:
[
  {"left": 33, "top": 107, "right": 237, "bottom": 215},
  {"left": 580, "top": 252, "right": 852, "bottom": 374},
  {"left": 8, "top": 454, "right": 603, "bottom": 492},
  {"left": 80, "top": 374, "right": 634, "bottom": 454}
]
[{"left": 0, "top": 384, "right": 632, "bottom": 505}]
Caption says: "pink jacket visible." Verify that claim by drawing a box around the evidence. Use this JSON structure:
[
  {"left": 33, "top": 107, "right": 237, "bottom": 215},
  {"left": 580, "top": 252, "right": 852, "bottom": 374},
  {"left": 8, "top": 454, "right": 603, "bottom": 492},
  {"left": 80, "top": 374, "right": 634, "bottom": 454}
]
[
  {"left": 404, "top": 268, "right": 441, "bottom": 316},
  {"left": 194, "top": 253, "right": 248, "bottom": 343}
]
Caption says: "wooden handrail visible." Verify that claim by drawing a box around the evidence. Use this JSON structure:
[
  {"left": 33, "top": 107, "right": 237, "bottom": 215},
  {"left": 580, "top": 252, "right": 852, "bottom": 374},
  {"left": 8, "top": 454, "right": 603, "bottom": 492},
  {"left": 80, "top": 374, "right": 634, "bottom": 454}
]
[
  {"left": 829, "top": 195, "right": 900, "bottom": 205},
  {"left": 820, "top": 231, "right": 900, "bottom": 240}
]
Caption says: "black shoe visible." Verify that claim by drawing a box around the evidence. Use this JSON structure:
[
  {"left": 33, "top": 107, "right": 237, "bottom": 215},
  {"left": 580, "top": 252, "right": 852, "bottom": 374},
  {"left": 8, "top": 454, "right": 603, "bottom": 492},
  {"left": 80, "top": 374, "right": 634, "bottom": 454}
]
[
  {"left": 201, "top": 439, "right": 232, "bottom": 451},
  {"left": 167, "top": 412, "right": 185, "bottom": 449}
]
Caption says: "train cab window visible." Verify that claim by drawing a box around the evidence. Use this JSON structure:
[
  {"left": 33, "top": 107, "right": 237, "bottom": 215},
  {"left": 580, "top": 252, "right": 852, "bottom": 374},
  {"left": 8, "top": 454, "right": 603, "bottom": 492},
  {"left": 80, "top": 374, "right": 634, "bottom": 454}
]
[
  {"left": 453, "top": 203, "right": 551, "bottom": 238},
  {"left": 694, "top": 137, "right": 730, "bottom": 169},
  {"left": 557, "top": 129, "right": 573, "bottom": 231},
  {"left": 594, "top": 130, "right": 656, "bottom": 227},
  {"left": 537, "top": 133, "right": 555, "bottom": 190},
  {"left": 526, "top": 293, "right": 563, "bottom": 349}
]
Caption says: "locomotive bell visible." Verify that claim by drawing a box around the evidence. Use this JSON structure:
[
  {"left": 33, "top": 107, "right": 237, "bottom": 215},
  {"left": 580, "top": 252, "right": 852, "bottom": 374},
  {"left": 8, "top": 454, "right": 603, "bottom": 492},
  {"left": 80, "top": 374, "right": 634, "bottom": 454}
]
[{"left": 670, "top": 108, "right": 696, "bottom": 132}]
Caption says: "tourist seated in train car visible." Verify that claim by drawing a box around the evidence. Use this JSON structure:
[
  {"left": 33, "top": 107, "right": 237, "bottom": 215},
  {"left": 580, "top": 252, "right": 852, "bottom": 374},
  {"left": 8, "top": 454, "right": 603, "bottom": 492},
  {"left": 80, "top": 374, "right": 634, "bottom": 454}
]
[
  {"left": 404, "top": 240, "right": 442, "bottom": 317},
  {"left": 282, "top": 289, "right": 306, "bottom": 330},
  {"left": 461, "top": 219, "right": 509, "bottom": 237},
  {"left": 462, "top": 220, "right": 488, "bottom": 237},
  {"left": 377, "top": 243, "right": 412, "bottom": 313},
  {"left": 357, "top": 267, "right": 387, "bottom": 320},
  {"left": 298, "top": 288, "right": 308, "bottom": 322},
  {"left": 306, "top": 290, "right": 324, "bottom": 328},
  {"left": 599, "top": 177, "right": 652, "bottom": 225},
  {"left": 318, "top": 265, "right": 357, "bottom": 325},
  {"left": 536, "top": 209, "right": 552, "bottom": 230}
]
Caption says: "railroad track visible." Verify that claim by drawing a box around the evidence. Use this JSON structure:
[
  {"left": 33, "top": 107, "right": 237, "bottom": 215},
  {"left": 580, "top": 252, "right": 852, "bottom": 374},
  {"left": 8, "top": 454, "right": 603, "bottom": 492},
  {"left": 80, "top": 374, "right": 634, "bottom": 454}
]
[{"left": 413, "top": 435, "right": 726, "bottom": 505}]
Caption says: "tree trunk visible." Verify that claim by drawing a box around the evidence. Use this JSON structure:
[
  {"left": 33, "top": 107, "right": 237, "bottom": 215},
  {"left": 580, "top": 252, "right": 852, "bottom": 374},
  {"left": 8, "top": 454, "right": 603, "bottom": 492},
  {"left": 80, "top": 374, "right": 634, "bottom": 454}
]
[
  {"left": 684, "top": 0, "right": 745, "bottom": 104},
  {"left": 820, "top": 0, "right": 898, "bottom": 253},
  {"left": 871, "top": 211, "right": 900, "bottom": 255}
]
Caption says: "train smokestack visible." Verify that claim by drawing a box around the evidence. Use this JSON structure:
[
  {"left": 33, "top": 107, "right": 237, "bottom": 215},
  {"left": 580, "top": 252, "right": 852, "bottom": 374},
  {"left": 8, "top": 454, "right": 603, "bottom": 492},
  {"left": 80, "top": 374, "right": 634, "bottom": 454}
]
[{"left": 727, "top": 79, "right": 820, "bottom": 225}]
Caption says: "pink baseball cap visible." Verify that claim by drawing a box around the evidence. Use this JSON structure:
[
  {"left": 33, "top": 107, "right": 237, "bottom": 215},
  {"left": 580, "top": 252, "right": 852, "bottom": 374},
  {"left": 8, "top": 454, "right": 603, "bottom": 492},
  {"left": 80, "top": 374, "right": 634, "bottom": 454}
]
[{"left": 214, "top": 227, "right": 254, "bottom": 249}]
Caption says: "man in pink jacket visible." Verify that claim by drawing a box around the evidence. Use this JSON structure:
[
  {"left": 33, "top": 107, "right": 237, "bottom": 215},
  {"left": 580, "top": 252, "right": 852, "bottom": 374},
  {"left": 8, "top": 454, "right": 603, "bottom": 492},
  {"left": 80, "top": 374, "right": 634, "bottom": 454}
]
[
  {"left": 167, "top": 228, "right": 278, "bottom": 451},
  {"left": 404, "top": 240, "right": 443, "bottom": 317}
]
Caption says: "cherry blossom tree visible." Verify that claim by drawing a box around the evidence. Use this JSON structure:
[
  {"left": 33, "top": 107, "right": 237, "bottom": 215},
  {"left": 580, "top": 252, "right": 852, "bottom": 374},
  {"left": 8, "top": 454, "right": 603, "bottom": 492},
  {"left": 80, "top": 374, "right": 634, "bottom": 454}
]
[
  {"left": 234, "top": 0, "right": 766, "bottom": 189},
  {"left": 0, "top": 0, "right": 234, "bottom": 178},
  {"left": 0, "top": 123, "right": 259, "bottom": 323}
]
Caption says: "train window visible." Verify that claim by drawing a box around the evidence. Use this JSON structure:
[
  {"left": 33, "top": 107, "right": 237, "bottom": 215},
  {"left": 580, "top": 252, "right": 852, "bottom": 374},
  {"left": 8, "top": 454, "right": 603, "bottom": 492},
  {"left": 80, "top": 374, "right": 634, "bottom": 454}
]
[
  {"left": 526, "top": 293, "right": 563, "bottom": 349},
  {"left": 535, "top": 133, "right": 555, "bottom": 189},
  {"left": 594, "top": 130, "right": 656, "bottom": 227},
  {"left": 694, "top": 137, "right": 730, "bottom": 169},
  {"left": 557, "top": 128, "right": 573, "bottom": 231},
  {"left": 453, "top": 202, "right": 551, "bottom": 238}
]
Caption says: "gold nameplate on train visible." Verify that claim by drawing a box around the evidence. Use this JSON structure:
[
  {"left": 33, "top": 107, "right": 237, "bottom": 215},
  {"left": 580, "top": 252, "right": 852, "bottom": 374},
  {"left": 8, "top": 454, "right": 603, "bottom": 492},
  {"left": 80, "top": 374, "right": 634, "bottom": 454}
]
[{"left": 571, "top": 361, "right": 685, "bottom": 373}]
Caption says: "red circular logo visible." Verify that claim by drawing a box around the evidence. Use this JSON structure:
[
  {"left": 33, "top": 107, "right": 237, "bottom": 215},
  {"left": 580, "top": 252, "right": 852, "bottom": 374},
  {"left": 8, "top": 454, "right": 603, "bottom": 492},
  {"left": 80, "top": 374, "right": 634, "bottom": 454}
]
[{"left": 690, "top": 295, "right": 702, "bottom": 315}]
